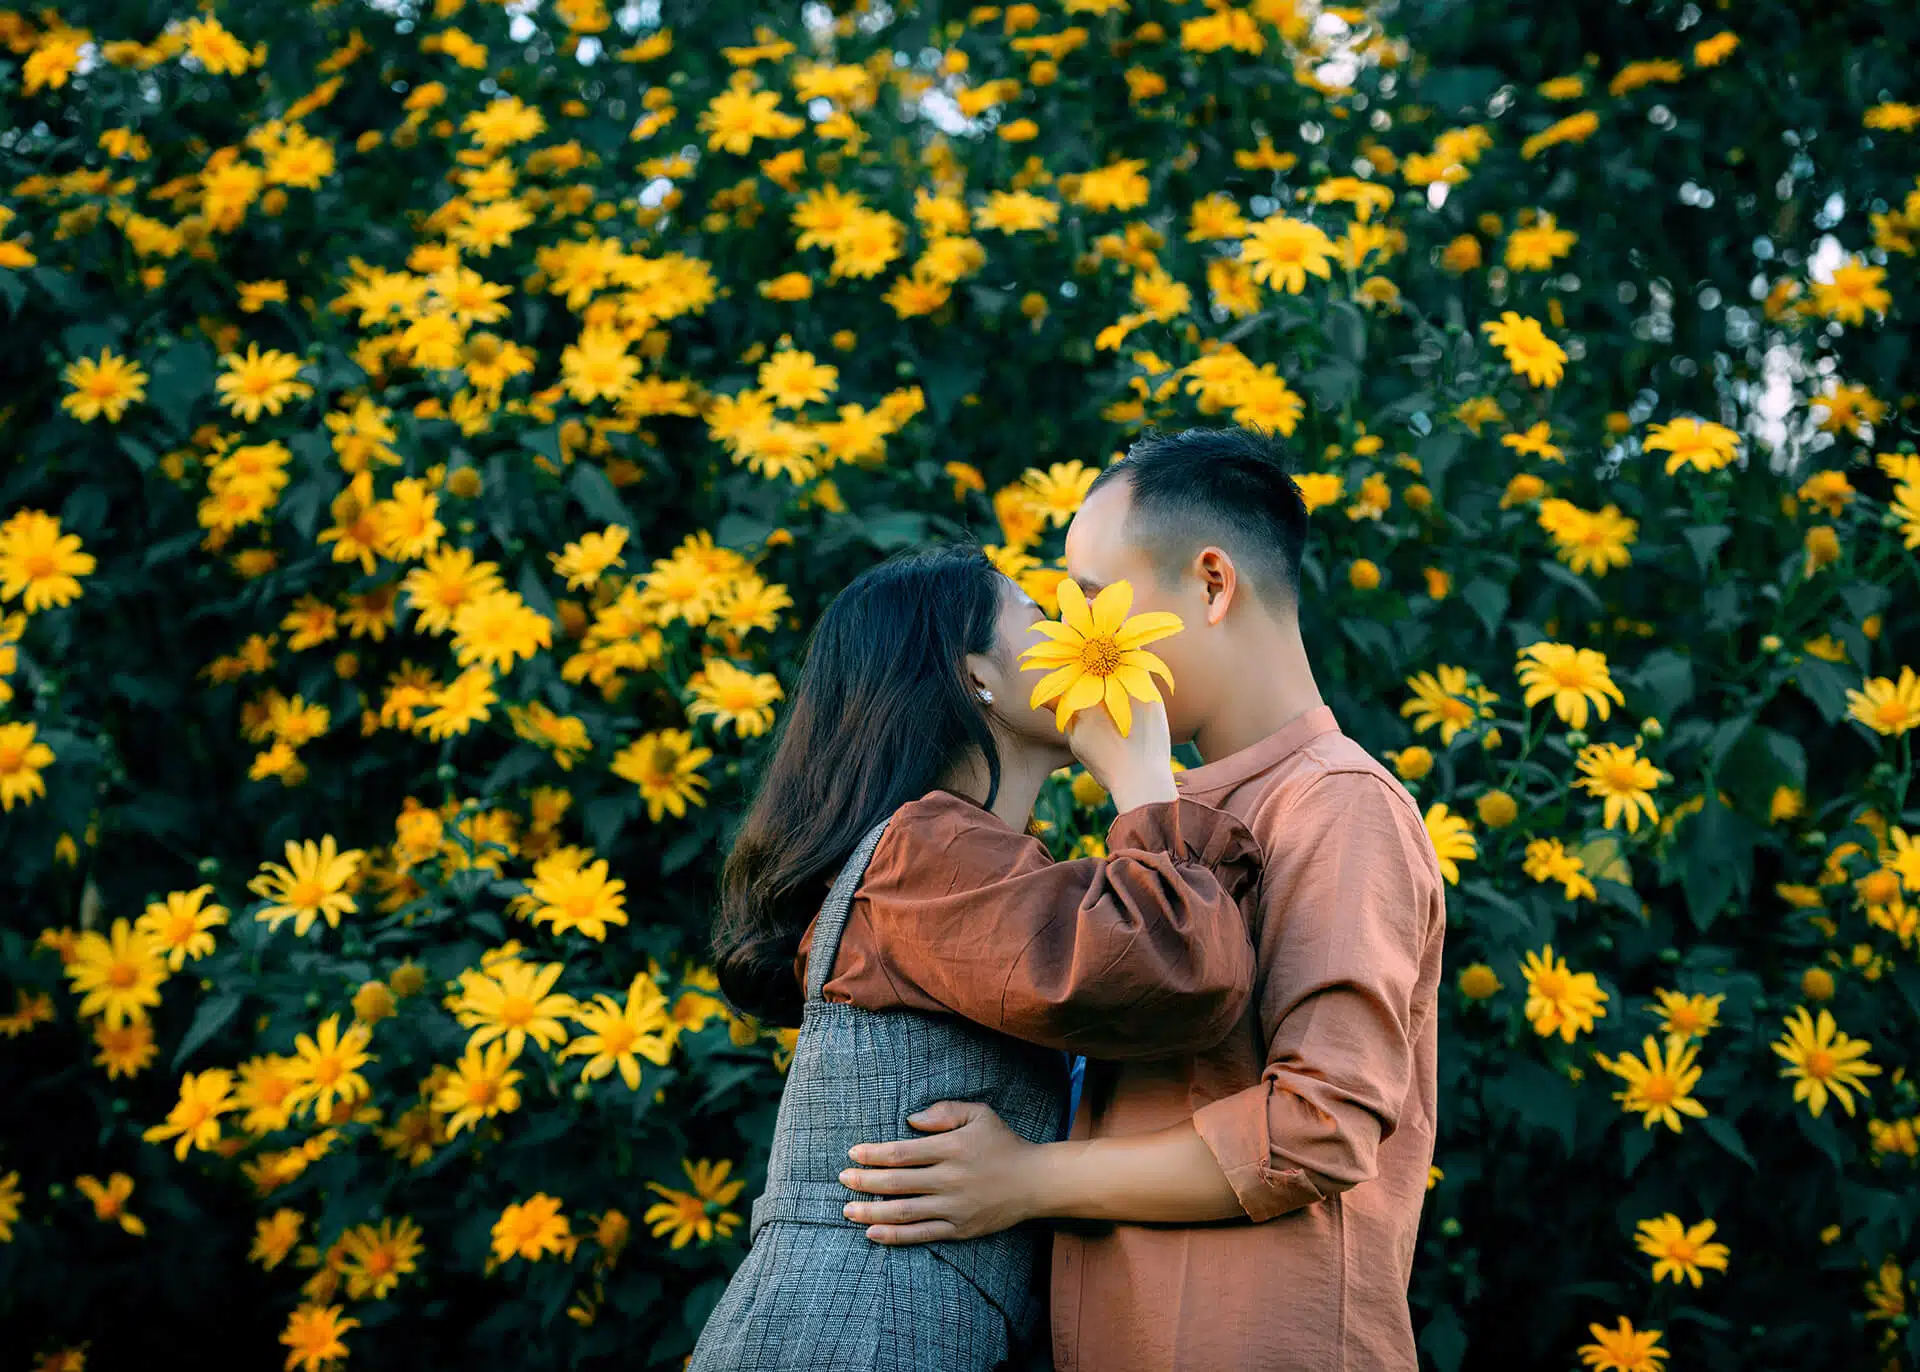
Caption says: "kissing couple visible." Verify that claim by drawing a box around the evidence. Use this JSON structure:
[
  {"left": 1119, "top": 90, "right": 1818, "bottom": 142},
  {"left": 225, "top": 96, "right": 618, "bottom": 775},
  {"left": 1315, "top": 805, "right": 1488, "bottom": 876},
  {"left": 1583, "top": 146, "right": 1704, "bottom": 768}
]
[{"left": 689, "top": 426, "right": 1445, "bottom": 1372}]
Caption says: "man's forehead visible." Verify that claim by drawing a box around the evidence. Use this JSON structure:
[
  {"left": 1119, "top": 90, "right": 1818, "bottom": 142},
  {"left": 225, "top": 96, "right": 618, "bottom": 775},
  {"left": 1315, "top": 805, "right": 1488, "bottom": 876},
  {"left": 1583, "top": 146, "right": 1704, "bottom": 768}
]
[{"left": 1065, "top": 481, "right": 1136, "bottom": 585}]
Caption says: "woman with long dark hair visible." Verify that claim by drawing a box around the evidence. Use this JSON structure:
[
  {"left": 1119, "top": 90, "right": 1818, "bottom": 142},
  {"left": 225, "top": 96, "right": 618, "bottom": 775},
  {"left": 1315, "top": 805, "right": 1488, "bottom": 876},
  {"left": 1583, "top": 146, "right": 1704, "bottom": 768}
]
[{"left": 692, "top": 545, "right": 1260, "bottom": 1371}]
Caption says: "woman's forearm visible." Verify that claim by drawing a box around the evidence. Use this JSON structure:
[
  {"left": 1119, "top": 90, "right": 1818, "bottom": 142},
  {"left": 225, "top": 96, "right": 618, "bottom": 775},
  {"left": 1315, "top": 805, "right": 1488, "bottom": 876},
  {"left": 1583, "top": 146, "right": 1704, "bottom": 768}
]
[{"left": 1030, "top": 1121, "right": 1245, "bottom": 1224}]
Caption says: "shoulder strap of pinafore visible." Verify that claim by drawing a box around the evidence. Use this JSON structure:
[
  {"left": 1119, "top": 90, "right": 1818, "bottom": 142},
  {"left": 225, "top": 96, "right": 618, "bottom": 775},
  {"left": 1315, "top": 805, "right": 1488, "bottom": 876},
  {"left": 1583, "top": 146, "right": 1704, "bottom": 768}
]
[{"left": 803, "top": 817, "right": 894, "bottom": 1004}]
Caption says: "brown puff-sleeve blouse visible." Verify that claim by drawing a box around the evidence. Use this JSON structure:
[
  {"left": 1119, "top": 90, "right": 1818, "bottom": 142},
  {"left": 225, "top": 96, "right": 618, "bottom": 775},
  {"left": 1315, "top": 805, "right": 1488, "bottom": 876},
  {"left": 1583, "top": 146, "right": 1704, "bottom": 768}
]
[{"left": 795, "top": 790, "right": 1260, "bottom": 1058}]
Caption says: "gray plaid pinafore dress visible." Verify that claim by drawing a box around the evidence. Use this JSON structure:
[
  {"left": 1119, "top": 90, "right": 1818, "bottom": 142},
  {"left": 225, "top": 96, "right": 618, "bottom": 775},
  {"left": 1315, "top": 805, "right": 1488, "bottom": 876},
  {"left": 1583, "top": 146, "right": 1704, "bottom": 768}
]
[{"left": 689, "top": 817, "right": 1070, "bottom": 1371}]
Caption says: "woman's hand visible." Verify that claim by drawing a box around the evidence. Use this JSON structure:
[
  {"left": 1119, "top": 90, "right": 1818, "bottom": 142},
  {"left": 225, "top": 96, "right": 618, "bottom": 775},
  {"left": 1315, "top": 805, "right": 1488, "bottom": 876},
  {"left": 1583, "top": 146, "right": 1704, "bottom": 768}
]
[
  {"left": 1066, "top": 694, "right": 1178, "bottom": 814},
  {"left": 839, "top": 1101, "right": 1053, "bottom": 1245}
]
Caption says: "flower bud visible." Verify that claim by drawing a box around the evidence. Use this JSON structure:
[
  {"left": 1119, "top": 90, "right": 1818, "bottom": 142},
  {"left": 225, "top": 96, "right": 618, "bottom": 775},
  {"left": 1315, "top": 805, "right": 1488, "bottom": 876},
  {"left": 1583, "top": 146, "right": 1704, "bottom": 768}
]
[{"left": 1475, "top": 790, "right": 1518, "bottom": 829}]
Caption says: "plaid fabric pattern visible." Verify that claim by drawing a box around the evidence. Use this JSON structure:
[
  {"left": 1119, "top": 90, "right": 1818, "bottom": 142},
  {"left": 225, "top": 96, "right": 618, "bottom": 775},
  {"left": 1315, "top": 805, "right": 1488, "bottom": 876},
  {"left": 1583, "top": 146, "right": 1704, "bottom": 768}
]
[{"left": 690, "top": 816, "right": 1070, "bottom": 1371}]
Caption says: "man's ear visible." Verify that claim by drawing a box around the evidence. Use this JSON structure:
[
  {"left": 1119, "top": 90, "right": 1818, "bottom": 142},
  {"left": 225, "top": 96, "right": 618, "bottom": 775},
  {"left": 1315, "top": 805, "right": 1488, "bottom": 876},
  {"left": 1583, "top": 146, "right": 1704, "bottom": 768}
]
[{"left": 1194, "top": 547, "right": 1237, "bottom": 625}]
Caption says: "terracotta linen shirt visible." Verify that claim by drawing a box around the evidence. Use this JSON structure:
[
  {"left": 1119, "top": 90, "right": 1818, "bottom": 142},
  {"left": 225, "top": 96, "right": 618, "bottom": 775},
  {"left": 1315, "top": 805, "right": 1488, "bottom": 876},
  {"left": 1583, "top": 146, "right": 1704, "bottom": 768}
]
[
  {"left": 1050, "top": 706, "right": 1447, "bottom": 1372},
  {"left": 798, "top": 791, "right": 1262, "bottom": 1058}
]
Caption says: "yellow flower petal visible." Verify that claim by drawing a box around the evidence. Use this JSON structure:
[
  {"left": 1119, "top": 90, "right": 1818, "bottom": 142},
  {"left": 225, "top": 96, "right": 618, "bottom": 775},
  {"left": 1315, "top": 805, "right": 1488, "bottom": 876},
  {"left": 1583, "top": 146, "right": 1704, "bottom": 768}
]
[
  {"left": 1103, "top": 674, "right": 1134, "bottom": 736},
  {"left": 1025, "top": 620, "right": 1082, "bottom": 643},
  {"left": 1019, "top": 639, "right": 1081, "bottom": 667},
  {"left": 1125, "top": 648, "right": 1174, "bottom": 689},
  {"left": 1027, "top": 662, "right": 1082, "bottom": 708},
  {"left": 1058, "top": 672, "right": 1107, "bottom": 723},
  {"left": 1089, "top": 580, "right": 1134, "bottom": 635},
  {"left": 1114, "top": 610, "right": 1184, "bottom": 649},
  {"left": 1112, "top": 662, "right": 1159, "bottom": 702},
  {"left": 1054, "top": 577, "right": 1094, "bottom": 635}
]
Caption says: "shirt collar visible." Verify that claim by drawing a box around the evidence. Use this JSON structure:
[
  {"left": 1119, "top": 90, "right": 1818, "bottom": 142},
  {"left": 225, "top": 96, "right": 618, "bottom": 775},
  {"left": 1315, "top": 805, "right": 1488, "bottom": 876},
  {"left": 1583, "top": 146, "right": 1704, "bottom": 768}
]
[{"left": 1175, "top": 705, "right": 1341, "bottom": 796}]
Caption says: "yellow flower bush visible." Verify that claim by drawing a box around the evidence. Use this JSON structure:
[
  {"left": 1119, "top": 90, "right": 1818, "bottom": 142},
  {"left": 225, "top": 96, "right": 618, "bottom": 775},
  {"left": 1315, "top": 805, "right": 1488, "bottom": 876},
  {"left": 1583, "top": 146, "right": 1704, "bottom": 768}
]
[{"left": 0, "top": 1, "right": 1917, "bottom": 1370}]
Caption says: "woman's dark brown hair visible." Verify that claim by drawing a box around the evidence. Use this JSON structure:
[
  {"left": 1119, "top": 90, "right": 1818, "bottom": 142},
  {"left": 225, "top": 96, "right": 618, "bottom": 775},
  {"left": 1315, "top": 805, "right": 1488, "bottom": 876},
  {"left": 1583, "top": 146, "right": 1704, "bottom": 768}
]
[{"left": 712, "top": 545, "right": 1005, "bottom": 1026}]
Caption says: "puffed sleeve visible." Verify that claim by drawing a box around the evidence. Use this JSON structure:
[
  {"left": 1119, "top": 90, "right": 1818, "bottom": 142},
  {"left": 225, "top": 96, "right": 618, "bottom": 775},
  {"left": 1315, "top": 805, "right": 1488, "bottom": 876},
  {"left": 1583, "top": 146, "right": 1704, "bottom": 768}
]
[{"left": 838, "top": 793, "right": 1259, "bottom": 1059}]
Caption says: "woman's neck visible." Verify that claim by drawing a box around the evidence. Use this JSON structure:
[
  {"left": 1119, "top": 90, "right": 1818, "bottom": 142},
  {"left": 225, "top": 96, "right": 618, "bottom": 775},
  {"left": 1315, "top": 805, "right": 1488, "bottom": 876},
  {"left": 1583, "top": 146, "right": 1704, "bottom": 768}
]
[{"left": 940, "top": 741, "right": 1065, "bottom": 832}]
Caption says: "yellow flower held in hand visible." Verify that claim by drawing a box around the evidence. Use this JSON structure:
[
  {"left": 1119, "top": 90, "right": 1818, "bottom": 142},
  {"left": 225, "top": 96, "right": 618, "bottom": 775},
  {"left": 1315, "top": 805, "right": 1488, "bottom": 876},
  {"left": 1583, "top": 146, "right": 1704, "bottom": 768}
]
[{"left": 1020, "top": 579, "right": 1182, "bottom": 737}]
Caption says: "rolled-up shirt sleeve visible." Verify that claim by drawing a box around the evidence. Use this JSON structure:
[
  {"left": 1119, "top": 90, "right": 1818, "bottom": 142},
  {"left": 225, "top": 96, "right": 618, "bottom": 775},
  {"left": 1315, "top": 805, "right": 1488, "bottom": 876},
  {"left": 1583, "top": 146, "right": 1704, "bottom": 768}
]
[
  {"left": 1190, "top": 771, "right": 1440, "bottom": 1222},
  {"left": 827, "top": 793, "right": 1260, "bottom": 1059}
]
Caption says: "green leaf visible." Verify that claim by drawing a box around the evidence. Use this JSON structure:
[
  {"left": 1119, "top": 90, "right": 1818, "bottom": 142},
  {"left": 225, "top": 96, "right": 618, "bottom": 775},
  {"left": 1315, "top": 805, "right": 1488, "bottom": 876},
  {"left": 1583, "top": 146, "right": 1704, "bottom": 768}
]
[
  {"left": 1682, "top": 796, "right": 1750, "bottom": 930},
  {"left": 524, "top": 425, "right": 564, "bottom": 466},
  {"left": 860, "top": 511, "right": 928, "bottom": 551},
  {"left": 1792, "top": 660, "right": 1850, "bottom": 724},
  {"left": 584, "top": 794, "right": 634, "bottom": 854},
  {"left": 714, "top": 512, "right": 776, "bottom": 549},
  {"left": 517, "top": 560, "right": 560, "bottom": 622},
  {"left": 1705, "top": 711, "right": 1755, "bottom": 772},
  {"left": 149, "top": 341, "right": 215, "bottom": 435},
  {"left": 569, "top": 462, "right": 635, "bottom": 532},
  {"left": 62, "top": 321, "right": 123, "bottom": 360},
  {"left": 1839, "top": 582, "right": 1890, "bottom": 623},
  {"left": 1593, "top": 878, "right": 1641, "bottom": 919},
  {"left": 1761, "top": 728, "right": 1808, "bottom": 787},
  {"left": 921, "top": 358, "right": 984, "bottom": 423},
  {"left": 1683, "top": 524, "right": 1731, "bottom": 575},
  {"left": 1325, "top": 300, "right": 1367, "bottom": 364},
  {"left": 1460, "top": 578, "right": 1509, "bottom": 638},
  {"left": 1702, "top": 581, "right": 1744, "bottom": 634},
  {"left": 1458, "top": 879, "right": 1533, "bottom": 934},
  {"left": 1302, "top": 357, "right": 1361, "bottom": 409},
  {"left": 1535, "top": 560, "right": 1603, "bottom": 612},
  {"left": 1622, "top": 1125, "right": 1655, "bottom": 1176},
  {"left": 1484, "top": 1060, "right": 1578, "bottom": 1154},
  {"left": 1700, "top": 1114, "right": 1757, "bottom": 1169},
  {"left": 661, "top": 829, "right": 706, "bottom": 876},
  {"left": 1340, "top": 617, "right": 1395, "bottom": 663},
  {"left": 143, "top": 530, "right": 203, "bottom": 570},
  {"left": 1418, "top": 1306, "right": 1467, "bottom": 1372},
  {"left": 1417, "top": 432, "right": 1464, "bottom": 504},
  {"left": 483, "top": 745, "right": 549, "bottom": 795},
  {"left": 1421, "top": 65, "right": 1508, "bottom": 112},
  {"left": 118, "top": 435, "right": 158, "bottom": 471},
  {"left": 1892, "top": 964, "right": 1920, "bottom": 1023},
  {"left": 1795, "top": 1105, "right": 1845, "bottom": 1170},
  {"left": 1633, "top": 649, "right": 1694, "bottom": 717},
  {"left": 173, "top": 992, "right": 244, "bottom": 1070}
]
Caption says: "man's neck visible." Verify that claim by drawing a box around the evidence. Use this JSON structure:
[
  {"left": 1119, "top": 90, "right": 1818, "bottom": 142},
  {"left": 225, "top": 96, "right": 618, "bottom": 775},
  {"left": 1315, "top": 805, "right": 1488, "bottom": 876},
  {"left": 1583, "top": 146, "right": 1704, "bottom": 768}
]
[{"left": 1193, "top": 634, "right": 1326, "bottom": 764}]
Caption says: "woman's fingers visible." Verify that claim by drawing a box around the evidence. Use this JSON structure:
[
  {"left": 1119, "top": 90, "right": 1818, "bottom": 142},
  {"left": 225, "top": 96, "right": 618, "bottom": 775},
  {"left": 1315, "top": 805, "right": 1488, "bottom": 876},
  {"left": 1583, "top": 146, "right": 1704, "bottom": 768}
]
[
  {"left": 839, "top": 1164, "right": 944, "bottom": 1195},
  {"left": 863, "top": 1220, "right": 958, "bottom": 1246},
  {"left": 847, "top": 1135, "right": 948, "bottom": 1167},
  {"left": 906, "top": 1100, "right": 985, "bottom": 1132},
  {"left": 842, "top": 1195, "right": 942, "bottom": 1225}
]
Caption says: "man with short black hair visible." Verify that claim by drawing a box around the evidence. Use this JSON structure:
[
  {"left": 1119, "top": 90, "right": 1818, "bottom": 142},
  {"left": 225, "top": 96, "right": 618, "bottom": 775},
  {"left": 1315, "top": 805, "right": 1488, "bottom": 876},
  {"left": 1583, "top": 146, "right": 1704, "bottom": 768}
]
[{"left": 842, "top": 426, "right": 1445, "bottom": 1372}]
